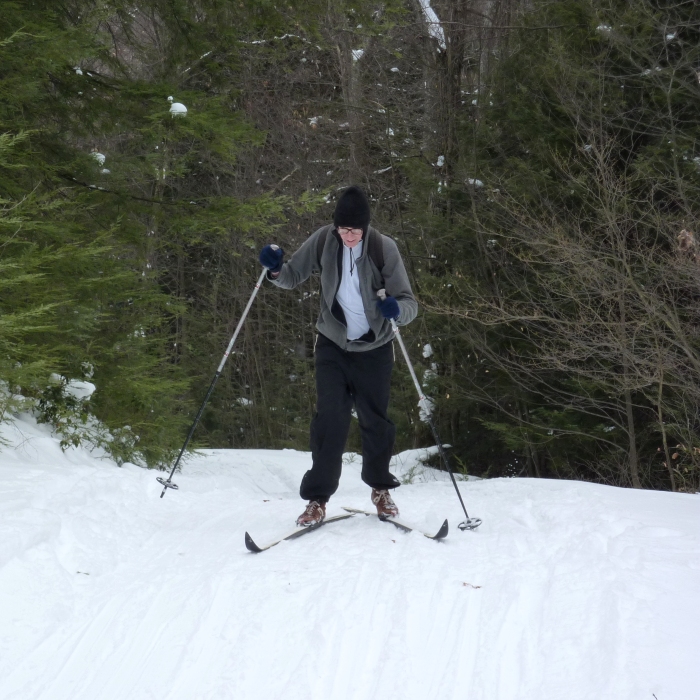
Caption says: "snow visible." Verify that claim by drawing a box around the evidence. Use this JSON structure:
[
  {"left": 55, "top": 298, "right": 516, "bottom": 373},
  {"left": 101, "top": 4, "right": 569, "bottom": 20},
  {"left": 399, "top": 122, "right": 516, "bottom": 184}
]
[
  {"left": 65, "top": 380, "right": 96, "bottom": 401},
  {"left": 169, "top": 103, "right": 187, "bottom": 117},
  {"left": 49, "top": 374, "right": 96, "bottom": 400},
  {"left": 422, "top": 363, "right": 437, "bottom": 387},
  {"left": 167, "top": 95, "right": 187, "bottom": 117},
  {"left": 418, "top": 0, "right": 446, "bottom": 50},
  {"left": 242, "top": 34, "right": 321, "bottom": 51},
  {"left": 1, "top": 413, "right": 699, "bottom": 700},
  {"left": 417, "top": 395, "right": 435, "bottom": 421}
]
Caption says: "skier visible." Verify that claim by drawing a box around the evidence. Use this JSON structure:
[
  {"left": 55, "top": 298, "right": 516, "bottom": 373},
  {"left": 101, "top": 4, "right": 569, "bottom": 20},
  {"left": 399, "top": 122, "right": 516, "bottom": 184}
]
[{"left": 259, "top": 186, "right": 418, "bottom": 526}]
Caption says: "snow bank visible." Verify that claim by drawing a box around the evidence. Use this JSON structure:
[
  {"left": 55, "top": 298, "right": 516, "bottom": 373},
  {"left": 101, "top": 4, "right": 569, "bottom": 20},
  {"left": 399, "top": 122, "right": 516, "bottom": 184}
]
[{"left": 0, "top": 414, "right": 699, "bottom": 700}]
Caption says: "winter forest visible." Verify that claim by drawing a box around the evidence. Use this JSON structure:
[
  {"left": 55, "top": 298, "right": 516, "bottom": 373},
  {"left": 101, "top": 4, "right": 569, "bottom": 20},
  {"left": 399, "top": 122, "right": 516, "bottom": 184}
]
[
  {"left": 3, "top": 0, "right": 700, "bottom": 495},
  {"left": 3, "top": 2, "right": 700, "bottom": 699}
]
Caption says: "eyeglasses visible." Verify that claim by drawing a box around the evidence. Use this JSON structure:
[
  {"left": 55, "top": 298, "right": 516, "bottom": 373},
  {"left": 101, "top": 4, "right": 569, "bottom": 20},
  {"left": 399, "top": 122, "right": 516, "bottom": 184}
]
[{"left": 337, "top": 227, "right": 363, "bottom": 236}]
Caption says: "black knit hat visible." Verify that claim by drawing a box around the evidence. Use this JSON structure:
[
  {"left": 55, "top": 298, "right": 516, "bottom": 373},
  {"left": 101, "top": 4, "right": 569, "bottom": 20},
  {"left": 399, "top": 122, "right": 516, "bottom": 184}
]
[{"left": 333, "top": 186, "right": 371, "bottom": 231}]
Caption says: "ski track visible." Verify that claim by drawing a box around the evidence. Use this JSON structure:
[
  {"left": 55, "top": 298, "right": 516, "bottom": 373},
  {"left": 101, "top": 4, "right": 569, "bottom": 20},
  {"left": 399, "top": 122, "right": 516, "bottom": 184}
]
[{"left": 1, "top": 417, "right": 699, "bottom": 699}]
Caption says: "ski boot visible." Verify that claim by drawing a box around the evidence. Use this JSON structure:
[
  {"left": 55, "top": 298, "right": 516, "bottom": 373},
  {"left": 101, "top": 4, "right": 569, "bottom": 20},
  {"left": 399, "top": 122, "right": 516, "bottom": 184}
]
[
  {"left": 296, "top": 500, "right": 326, "bottom": 527},
  {"left": 371, "top": 489, "right": 399, "bottom": 519}
]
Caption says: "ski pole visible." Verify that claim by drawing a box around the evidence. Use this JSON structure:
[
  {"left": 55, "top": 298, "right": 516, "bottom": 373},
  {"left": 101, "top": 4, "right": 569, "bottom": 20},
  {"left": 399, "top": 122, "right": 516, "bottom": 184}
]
[
  {"left": 157, "top": 258, "right": 273, "bottom": 498},
  {"left": 378, "top": 290, "right": 481, "bottom": 530}
]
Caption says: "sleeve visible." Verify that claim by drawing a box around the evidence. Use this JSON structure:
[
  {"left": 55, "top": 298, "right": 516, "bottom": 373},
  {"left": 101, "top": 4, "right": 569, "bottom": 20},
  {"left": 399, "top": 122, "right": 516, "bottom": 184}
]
[
  {"left": 268, "top": 227, "right": 325, "bottom": 290},
  {"left": 381, "top": 237, "right": 418, "bottom": 325}
]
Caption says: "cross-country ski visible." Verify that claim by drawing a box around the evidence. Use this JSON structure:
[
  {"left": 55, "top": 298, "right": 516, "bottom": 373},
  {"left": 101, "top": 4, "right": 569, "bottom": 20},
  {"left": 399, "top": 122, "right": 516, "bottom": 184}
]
[
  {"left": 341, "top": 506, "right": 449, "bottom": 540},
  {"left": 245, "top": 512, "right": 355, "bottom": 553},
  {"left": 245, "top": 508, "right": 447, "bottom": 553}
]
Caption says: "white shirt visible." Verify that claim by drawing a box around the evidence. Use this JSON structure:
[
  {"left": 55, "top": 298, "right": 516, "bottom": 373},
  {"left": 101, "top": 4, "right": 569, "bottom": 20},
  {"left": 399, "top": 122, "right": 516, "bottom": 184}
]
[{"left": 336, "top": 241, "right": 370, "bottom": 340}]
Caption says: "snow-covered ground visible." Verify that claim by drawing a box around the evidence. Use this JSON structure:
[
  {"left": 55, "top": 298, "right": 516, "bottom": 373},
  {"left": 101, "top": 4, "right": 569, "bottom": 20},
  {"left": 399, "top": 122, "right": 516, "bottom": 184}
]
[{"left": 1, "top": 414, "right": 699, "bottom": 700}]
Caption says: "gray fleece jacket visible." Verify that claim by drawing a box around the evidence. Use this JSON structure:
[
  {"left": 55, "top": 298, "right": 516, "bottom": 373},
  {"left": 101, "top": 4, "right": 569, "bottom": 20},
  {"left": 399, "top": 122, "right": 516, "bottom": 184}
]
[{"left": 270, "top": 224, "right": 418, "bottom": 352}]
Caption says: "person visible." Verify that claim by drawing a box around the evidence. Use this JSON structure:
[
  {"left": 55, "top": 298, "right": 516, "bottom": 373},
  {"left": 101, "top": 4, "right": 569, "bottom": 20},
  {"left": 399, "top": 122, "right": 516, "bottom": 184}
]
[{"left": 259, "top": 185, "right": 418, "bottom": 526}]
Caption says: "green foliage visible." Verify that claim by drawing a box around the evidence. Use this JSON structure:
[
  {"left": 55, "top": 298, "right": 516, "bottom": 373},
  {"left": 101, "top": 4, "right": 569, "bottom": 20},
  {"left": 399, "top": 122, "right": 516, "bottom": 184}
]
[
  {"left": 0, "top": 2, "right": 285, "bottom": 465},
  {"left": 426, "top": 0, "right": 700, "bottom": 489},
  {"left": 35, "top": 378, "right": 140, "bottom": 463}
]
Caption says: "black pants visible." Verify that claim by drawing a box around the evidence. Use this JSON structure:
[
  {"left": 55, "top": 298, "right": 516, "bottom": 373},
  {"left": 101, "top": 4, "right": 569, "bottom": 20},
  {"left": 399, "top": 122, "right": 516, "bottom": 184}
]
[{"left": 300, "top": 334, "right": 400, "bottom": 502}]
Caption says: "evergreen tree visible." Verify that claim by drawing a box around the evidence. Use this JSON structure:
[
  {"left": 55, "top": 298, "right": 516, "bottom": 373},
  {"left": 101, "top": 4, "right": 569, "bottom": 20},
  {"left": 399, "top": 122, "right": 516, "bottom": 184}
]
[
  {"left": 0, "top": 5, "right": 195, "bottom": 463},
  {"left": 432, "top": 0, "right": 700, "bottom": 490}
]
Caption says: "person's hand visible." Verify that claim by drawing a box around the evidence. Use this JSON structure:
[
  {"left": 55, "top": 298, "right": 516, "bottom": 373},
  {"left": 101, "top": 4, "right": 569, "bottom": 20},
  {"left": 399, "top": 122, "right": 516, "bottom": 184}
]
[
  {"left": 377, "top": 295, "right": 400, "bottom": 320},
  {"left": 259, "top": 244, "right": 284, "bottom": 273}
]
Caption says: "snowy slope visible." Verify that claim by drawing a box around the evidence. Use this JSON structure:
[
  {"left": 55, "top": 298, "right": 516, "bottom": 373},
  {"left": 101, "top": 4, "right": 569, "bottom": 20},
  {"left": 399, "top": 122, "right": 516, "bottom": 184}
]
[{"left": 1, "top": 414, "right": 699, "bottom": 700}]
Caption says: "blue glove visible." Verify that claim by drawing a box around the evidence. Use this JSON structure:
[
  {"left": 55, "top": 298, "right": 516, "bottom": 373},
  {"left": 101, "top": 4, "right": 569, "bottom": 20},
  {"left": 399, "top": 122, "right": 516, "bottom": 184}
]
[
  {"left": 259, "top": 245, "right": 284, "bottom": 273},
  {"left": 377, "top": 295, "right": 400, "bottom": 320}
]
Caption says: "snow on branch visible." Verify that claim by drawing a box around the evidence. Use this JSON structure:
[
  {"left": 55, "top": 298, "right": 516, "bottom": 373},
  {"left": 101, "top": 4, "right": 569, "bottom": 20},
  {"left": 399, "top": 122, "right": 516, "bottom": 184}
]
[{"left": 238, "top": 34, "right": 321, "bottom": 50}]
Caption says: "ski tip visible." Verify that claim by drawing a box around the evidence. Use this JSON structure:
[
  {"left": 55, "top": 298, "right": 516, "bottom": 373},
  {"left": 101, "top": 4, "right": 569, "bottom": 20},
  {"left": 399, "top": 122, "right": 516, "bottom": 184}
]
[
  {"left": 432, "top": 519, "right": 449, "bottom": 540},
  {"left": 244, "top": 531, "right": 263, "bottom": 553}
]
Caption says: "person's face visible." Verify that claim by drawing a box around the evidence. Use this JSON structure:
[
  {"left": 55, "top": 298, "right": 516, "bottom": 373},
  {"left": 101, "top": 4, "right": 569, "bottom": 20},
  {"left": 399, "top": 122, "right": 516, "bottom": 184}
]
[{"left": 337, "top": 226, "right": 363, "bottom": 248}]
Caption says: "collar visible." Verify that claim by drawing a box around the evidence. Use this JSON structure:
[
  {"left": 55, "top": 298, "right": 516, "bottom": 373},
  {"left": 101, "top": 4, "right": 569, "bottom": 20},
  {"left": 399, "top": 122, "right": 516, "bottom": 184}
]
[{"left": 342, "top": 240, "right": 364, "bottom": 256}]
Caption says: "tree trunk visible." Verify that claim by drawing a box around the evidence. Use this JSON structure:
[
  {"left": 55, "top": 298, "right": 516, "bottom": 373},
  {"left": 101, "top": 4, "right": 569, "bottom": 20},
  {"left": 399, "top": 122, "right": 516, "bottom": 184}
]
[{"left": 623, "top": 387, "right": 641, "bottom": 488}]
